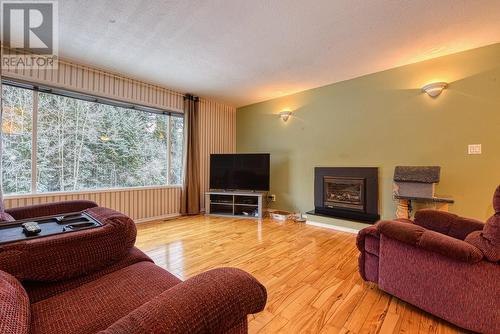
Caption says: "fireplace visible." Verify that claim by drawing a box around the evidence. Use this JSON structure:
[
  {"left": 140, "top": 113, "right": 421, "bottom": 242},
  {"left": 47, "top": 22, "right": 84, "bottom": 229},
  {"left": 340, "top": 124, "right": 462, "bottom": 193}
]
[
  {"left": 310, "top": 167, "right": 379, "bottom": 223},
  {"left": 324, "top": 177, "right": 365, "bottom": 211}
]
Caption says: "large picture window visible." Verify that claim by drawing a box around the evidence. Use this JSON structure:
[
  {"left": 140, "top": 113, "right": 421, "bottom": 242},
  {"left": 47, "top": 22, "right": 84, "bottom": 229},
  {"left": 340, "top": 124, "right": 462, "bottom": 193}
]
[{"left": 1, "top": 83, "right": 184, "bottom": 195}]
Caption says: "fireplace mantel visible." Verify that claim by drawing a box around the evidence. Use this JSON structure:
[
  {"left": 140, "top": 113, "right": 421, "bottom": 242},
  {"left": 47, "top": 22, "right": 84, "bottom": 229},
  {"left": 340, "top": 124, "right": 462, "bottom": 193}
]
[{"left": 311, "top": 167, "right": 380, "bottom": 223}]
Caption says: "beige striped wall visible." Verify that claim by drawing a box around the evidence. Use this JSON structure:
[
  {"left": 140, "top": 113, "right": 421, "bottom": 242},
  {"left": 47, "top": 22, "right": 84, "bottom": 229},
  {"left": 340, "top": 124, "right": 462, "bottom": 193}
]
[
  {"left": 4, "top": 186, "right": 181, "bottom": 222},
  {"left": 199, "top": 99, "right": 236, "bottom": 210},
  {"left": 1, "top": 49, "right": 184, "bottom": 112},
  {"left": 1, "top": 51, "right": 236, "bottom": 219}
]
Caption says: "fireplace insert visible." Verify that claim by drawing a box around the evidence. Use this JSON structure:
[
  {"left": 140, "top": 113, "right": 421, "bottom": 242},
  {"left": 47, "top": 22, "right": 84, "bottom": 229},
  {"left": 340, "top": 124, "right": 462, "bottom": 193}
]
[
  {"left": 311, "top": 167, "right": 379, "bottom": 223},
  {"left": 324, "top": 177, "right": 365, "bottom": 211}
]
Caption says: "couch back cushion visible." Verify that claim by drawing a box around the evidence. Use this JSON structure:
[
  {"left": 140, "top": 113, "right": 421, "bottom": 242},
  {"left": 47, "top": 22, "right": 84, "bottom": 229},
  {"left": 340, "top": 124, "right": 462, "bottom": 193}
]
[
  {"left": 0, "top": 270, "right": 30, "bottom": 334},
  {"left": 378, "top": 220, "right": 483, "bottom": 262},
  {"left": 494, "top": 185, "right": 500, "bottom": 214},
  {"left": 0, "top": 207, "right": 137, "bottom": 282},
  {"left": 465, "top": 217, "right": 500, "bottom": 262},
  {"left": 465, "top": 215, "right": 500, "bottom": 262},
  {"left": 464, "top": 185, "right": 500, "bottom": 262}
]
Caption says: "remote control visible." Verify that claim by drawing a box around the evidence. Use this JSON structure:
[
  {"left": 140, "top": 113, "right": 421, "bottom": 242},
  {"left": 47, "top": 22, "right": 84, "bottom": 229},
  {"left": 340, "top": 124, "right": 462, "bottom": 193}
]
[{"left": 22, "top": 222, "right": 41, "bottom": 236}]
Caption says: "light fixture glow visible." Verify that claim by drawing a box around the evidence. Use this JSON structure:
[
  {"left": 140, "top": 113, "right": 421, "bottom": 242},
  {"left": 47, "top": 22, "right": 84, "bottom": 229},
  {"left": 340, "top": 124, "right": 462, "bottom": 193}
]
[
  {"left": 279, "top": 111, "right": 292, "bottom": 122},
  {"left": 422, "top": 82, "right": 448, "bottom": 97},
  {"left": 99, "top": 135, "right": 111, "bottom": 142}
]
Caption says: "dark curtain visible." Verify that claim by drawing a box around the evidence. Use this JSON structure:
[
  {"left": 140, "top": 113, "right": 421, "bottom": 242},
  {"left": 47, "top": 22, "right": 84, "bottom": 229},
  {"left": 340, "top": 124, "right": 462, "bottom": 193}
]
[{"left": 180, "top": 94, "right": 200, "bottom": 215}]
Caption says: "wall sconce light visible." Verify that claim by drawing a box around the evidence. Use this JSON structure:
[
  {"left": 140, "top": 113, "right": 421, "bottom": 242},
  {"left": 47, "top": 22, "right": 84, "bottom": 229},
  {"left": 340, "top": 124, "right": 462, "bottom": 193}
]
[
  {"left": 279, "top": 111, "right": 292, "bottom": 122},
  {"left": 422, "top": 82, "right": 448, "bottom": 97}
]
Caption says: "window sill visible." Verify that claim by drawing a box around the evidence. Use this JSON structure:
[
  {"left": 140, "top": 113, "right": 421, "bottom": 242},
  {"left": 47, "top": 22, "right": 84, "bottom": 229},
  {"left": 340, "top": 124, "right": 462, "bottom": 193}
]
[{"left": 4, "top": 184, "right": 183, "bottom": 200}]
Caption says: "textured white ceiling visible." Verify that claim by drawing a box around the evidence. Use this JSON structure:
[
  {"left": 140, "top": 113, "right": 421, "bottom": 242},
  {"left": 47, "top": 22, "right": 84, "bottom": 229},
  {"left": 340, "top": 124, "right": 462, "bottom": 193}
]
[{"left": 59, "top": 0, "right": 500, "bottom": 107}]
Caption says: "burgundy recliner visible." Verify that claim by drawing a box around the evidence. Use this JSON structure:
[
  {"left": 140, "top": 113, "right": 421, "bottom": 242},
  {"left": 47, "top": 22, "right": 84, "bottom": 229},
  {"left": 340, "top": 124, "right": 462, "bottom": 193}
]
[
  {"left": 357, "top": 185, "right": 500, "bottom": 334},
  {"left": 0, "top": 201, "right": 267, "bottom": 334}
]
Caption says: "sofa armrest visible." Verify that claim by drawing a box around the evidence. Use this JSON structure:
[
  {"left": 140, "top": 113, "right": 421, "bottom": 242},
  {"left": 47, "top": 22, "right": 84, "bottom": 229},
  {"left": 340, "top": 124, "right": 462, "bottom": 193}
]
[
  {"left": 378, "top": 220, "right": 483, "bottom": 263},
  {"left": 414, "top": 210, "right": 484, "bottom": 240},
  {"left": 5, "top": 200, "right": 98, "bottom": 220},
  {"left": 100, "top": 267, "right": 267, "bottom": 334},
  {"left": 356, "top": 219, "right": 411, "bottom": 253},
  {"left": 0, "top": 270, "right": 30, "bottom": 334},
  {"left": 356, "top": 225, "right": 379, "bottom": 252}
]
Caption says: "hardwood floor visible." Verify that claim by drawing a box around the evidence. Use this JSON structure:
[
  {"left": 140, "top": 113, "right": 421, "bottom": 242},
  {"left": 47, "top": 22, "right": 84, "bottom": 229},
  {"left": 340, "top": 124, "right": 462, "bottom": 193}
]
[{"left": 135, "top": 215, "right": 469, "bottom": 334}]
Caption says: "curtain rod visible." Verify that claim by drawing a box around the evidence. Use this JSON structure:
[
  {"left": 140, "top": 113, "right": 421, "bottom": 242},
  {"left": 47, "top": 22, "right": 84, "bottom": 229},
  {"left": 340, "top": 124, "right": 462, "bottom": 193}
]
[{"left": 184, "top": 94, "right": 199, "bottom": 102}]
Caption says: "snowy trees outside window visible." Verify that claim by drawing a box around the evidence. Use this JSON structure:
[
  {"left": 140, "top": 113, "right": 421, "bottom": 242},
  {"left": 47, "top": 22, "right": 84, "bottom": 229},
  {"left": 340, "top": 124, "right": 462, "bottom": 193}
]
[
  {"left": 1, "top": 84, "right": 184, "bottom": 194},
  {"left": 1, "top": 85, "right": 32, "bottom": 194}
]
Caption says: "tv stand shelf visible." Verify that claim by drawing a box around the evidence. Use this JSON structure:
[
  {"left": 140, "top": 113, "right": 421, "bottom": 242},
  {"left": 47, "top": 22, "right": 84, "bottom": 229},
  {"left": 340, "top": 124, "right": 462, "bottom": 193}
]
[{"left": 205, "top": 191, "right": 266, "bottom": 219}]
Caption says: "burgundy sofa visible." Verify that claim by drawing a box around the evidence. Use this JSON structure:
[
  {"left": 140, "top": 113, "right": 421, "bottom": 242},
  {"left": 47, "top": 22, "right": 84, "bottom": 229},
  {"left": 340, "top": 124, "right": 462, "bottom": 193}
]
[
  {"left": 0, "top": 201, "right": 267, "bottom": 334},
  {"left": 357, "top": 185, "right": 500, "bottom": 334}
]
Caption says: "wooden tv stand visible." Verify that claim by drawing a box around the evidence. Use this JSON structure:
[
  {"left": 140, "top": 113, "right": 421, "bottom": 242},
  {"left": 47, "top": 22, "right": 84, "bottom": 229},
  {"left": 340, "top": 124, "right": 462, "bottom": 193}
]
[{"left": 205, "top": 191, "right": 266, "bottom": 219}]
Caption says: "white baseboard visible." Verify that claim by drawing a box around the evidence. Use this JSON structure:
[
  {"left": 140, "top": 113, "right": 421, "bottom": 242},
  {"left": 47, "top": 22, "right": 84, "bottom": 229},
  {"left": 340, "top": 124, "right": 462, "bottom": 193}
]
[
  {"left": 306, "top": 220, "right": 359, "bottom": 234},
  {"left": 134, "top": 213, "right": 181, "bottom": 224}
]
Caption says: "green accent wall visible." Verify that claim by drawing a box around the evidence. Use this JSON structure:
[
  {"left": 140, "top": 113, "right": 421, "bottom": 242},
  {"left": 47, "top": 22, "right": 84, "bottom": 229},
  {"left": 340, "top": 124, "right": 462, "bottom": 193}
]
[{"left": 236, "top": 43, "right": 500, "bottom": 221}]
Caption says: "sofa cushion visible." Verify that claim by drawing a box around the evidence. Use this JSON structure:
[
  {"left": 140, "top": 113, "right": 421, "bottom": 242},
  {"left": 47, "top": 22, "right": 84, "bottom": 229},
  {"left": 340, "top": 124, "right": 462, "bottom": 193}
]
[
  {"left": 378, "top": 220, "right": 483, "bottom": 262},
  {"left": 494, "top": 185, "right": 500, "bottom": 213},
  {"left": 378, "top": 236, "right": 500, "bottom": 334},
  {"left": 478, "top": 212, "right": 500, "bottom": 248},
  {"left": 464, "top": 185, "right": 500, "bottom": 262},
  {"left": 414, "top": 210, "right": 484, "bottom": 240},
  {"left": 100, "top": 267, "right": 267, "bottom": 334},
  {"left": 30, "top": 261, "right": 181, "bottom": 334},
  {"left": 24, "top": 247, "right": 153, "bottom": 303},
  {"left": 465, "top": 214, "right": 500, "bottom": 262},
  {"left": 5, "top": 200, "right": 98, "bottom": 221},
  {"left": 0, "top": 270, "right": 30, "bottom": 334},
  {"left": 0, "top": 207, "right": 137, "bottom": 282}
]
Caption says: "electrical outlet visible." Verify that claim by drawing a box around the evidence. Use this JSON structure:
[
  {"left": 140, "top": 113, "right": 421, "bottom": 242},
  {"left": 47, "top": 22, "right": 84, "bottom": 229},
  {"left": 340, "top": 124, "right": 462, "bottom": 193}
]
[
  {"left": 268, "top": 194, "right": 276, "bottom": 202},
  {"left": 468, "top": 144, "right": 482, "bottom": 155}
]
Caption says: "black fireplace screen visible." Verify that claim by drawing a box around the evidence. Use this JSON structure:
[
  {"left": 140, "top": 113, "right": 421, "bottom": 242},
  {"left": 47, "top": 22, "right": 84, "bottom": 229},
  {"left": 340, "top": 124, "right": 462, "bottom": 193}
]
[
  {"left": 323, "top": 176, "right": 365, "bottom": 211},
  {"left": 313, "top": 167, "right": 378, "bottom": 222}
]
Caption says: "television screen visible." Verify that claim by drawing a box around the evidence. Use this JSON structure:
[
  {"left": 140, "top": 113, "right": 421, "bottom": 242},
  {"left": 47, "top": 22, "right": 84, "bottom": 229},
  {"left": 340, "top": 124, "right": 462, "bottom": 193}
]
[{"left": 210, "top": 154, "right": 270, "bottom": 191}]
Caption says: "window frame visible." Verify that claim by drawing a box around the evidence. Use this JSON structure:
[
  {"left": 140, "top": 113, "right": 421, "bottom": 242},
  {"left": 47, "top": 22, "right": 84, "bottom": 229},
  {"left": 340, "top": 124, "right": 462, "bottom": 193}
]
[{"left": 1, "top": 79, "right": 185, "bottom": 196}]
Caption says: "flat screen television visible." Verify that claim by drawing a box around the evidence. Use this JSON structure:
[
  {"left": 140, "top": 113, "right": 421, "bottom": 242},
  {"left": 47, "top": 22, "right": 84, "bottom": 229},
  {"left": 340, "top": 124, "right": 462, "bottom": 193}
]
[{"left": 210, "top": 153, "right": 270, "bottom": 191}]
